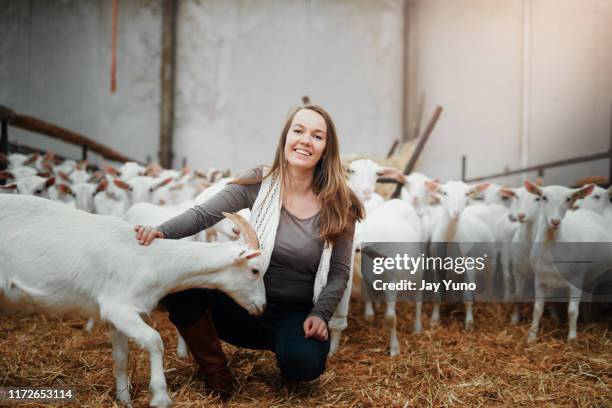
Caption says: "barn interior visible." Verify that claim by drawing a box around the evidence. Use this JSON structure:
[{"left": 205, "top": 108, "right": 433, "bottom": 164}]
[{"left": 1, "top": 1, "right": 611, "bottom": 407}]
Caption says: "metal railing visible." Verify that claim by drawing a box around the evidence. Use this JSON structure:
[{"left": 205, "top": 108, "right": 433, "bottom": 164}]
[{"left": 461, "top": 106, "right": 612, "bottom": 186}]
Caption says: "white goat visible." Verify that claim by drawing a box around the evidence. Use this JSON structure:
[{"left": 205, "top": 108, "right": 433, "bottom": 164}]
[
  {"left": 426, "top": 180, "right": 496, "bottom": 330},
  {"left": 94, "top": 178, "right": 131, "bottom": 217},
  {"left": 524, "top": 181, "right": 610, "bottom": 342},
  {"left": 352, "top": 199, "right": 423, "bottom": 356},
  {"left": 574, "top": 185, "right": 612, "bottom": 224},
  {"left": 504, "top": 186, "right": 541, "bottom": 324},
  {"left": 0, "top": 174, "right": 55, "bottom": 197},
  {"left": 123, "top": 202, "right": 205, "bottom": 358},
  {"left": 0, "top": 195, "right": 266, "bottom": 407},
  {"left": 113, "top": 176, "right": 173, "bottom": 205}
]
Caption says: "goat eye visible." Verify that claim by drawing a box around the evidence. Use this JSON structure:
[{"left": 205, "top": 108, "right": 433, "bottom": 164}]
[
  {"left": 565, "top": 197, "right": 571, "bottom": 203},
  {"left": 594, "top": 195, "right": 600, "bottom": 200},
  {"left": 251, "top": 268, "right": 259, "bottom": 275},
  {"left": 542, "top": 196, "right": 548, "bottom": 201},
  {"left": 442, "top": 191, "right": 447, "bottom": 196},
  {"left": 535, "top": 197, "right": 540, "bottom": 202},
  {"left": 149, "top": 188, "right": 154, "bottom": 193}
]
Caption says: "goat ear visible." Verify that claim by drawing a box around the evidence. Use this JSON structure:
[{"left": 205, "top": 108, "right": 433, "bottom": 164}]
[
  {"left": 193, "top": 170, "right": 207, "bottom": 179},
  {"left": 180, "top": 165, "right": 191, "bottom": 177},
  {"left": 87, "top": 171, "right": 104, "bottom": 183},
  {"left": 58, "top": 171, "right": 71, "bottom": 182},
  {"left": 0, "top": 183, "right": 17, "bottom": 190},
  {"left": 524, "top": 180, "right": 542, "bottom": 196},
  {"left": 238, "top": 248, "right": 261, "bottom": 261},
  {"left": 102, "top": 164, "right": 121, "bottom": 177},
  {"left": 0, "top": 171, "right": 14, "bottom": 180},
  {"left": 24, "top": 152, "right": 39, "bottom": 165},
  {"left": 43, "top": 151, "right": 55, "bottom": 161},
  {"left": 45, "top": 176, "right": 56, "bottom": 188},
  {"left": 77, "top": 160, "right": 88, "bottom": 170},
  {"left": 499, "top": 187, "right": 516, "bottom": 198},
  {"left": 571, "top": 184, "right": 595, "bottom": 201},
  {"left": 58, "top": 184, "right": 74, "bottom": 195},
  {"left": 534, "top": 177, "right": 544, "bottom": 186},
  {"left": 0, "top": 152, "right": 8, "bottom": 165},
  {"left": 470, "top": 183, "right": 490, "bottom": 195},
  {"left": 113, "top": 178, "right": 132, "bottom": 191},
  {"left": 145, "top": 162, "right": 163, "bottom": 177},
  {"left": 95, "top": 179, "right": 108, "bottom": 194},
  {"left": 377, "top": 167, "right": 406, "bottom": 184},
  {"left": 154, "top": 177, "right": 173, "bottom": 190},
  {"left": 425, "top": 180, "right": 440, "bottom": 193}
]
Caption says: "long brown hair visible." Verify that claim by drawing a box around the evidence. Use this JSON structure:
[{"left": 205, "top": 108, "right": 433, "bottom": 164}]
[{"left": 233, "top": 105, "right": 364, "bottom": 245}]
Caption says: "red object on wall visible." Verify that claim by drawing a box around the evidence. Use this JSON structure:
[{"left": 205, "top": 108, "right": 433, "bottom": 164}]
[{"left": 111, "top": 0, "right": 119, "bottom": 93}]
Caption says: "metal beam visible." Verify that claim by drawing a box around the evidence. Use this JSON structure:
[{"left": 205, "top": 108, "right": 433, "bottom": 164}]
[{"left": 463, "top": 151, "right": 610, "bottom": 183}]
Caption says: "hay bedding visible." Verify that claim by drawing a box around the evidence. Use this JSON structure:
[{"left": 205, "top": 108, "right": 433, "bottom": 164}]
[{"left": 1, "top": 302, "right": 610, "bottom": 407}]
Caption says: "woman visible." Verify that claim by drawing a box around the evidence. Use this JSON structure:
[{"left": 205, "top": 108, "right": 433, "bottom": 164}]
[{"left": 134, "top": 105, "right": 364, "bottom": 399}]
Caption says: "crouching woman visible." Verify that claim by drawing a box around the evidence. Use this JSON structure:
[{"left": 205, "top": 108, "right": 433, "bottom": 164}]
[{"left": 135, "top": 105, "right": 364, "bottom": 399}]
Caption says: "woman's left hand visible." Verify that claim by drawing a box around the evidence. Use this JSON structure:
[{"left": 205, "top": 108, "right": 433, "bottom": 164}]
[{"left": 303, "top": 316, "right": 328, "bottom": 341}]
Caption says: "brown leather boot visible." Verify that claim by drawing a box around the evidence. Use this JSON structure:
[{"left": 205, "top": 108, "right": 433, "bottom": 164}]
[{"left": 177, "top": 310, "right": 236, "bottom": 400}]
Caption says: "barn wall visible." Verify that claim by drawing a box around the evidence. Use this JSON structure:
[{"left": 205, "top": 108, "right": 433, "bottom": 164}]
[
  {"left": 173, "top": 0, "right": 404, "bottom": 173},
  {"left": 2, "top": 0, "right": 610, "bottom": 185},
  {"left": 1, "top": 0, "right": 404, "bottom": 173},
  {"left": 406, "top": 0, "right": 612, "bottom": 186},
  {"left": 0, "top": 0, "right": 161, "bottom": 164}
]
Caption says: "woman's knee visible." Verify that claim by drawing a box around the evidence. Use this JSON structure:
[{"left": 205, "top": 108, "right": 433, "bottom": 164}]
[
  {"left": 164, "top": 288, "right": 211, "bottom": 327},
  {"left": 276, "top": 340, "right": 329, "bottom": 381}
]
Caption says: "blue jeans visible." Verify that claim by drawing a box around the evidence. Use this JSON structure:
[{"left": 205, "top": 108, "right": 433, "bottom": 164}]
[{"left": 165, "top": 288, "right": 330, "bottom": 381}]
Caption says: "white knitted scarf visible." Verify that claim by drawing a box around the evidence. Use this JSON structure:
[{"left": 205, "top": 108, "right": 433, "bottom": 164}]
[{"left": 249, "top": 167, "right": 352, "bottom": 332}]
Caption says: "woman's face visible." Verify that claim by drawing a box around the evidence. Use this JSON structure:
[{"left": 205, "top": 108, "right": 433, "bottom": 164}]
[{"left": 284, "top": 109, "right": 328, "bottom": 173}]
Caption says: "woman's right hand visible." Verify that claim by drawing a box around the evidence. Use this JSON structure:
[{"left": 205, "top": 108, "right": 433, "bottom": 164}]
[{"left": 134, "top": 225, "right": 165, "bottom": 246}]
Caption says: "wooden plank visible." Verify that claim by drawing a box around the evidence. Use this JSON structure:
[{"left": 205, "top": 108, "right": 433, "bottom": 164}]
[
  {"left": 0, "top": 105, "right": 138, "bottom": 163},
  {"left": 391, "top": 106, "right": 443, "bottom": 198}
]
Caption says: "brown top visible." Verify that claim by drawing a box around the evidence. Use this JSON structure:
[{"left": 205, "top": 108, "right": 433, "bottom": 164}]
[{"left": 157, "top": 167, "right": 354, "bottom": 323}]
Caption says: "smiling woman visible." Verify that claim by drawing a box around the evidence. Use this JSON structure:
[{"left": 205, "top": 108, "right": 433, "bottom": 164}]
[{"left": 133, "top": 105, "right": 364, "bottom": 400}]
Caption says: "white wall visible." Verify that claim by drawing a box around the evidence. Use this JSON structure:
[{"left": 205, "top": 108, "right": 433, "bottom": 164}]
[
  {"left": 0, "top": 0, "right": 161, "bottom": 164},
  {"left": 174, "top": 0, "right": 404, "bottom": 174},
  {"left": 406, "top": 0, "right": 612, "bottom": 186},
  {"left": 3, "top": 0, "right": 609, "bottom": 186}
]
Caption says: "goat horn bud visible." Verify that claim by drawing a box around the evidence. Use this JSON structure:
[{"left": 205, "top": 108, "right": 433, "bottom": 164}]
[{"left": 221, "top": 212, "right": 259, "bottom": 249}]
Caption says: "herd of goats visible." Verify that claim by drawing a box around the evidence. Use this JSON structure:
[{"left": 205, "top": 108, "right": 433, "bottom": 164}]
[{"left": 0, "top": 151, "right": 610, "bottom": 407}]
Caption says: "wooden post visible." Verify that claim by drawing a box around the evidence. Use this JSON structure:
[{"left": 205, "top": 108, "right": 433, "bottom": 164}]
[
  {"left": 0, "top": 119, "right": 7, "bottom": 156},
  {"left": 391, "top": 106, "right": 443, "bottom": 198},
  {"left": 401, "top": 0, "right": 410, "bottom": 142},
  {"left": 461, "top": 155, "right": 466, "bottom": 182},
  {"left": 0, "top": 119, "right": 7, "bottom": 185},
  {"left": 609, "top": 103, "right": 612, "bottom": 186},
  {"left": 82, "top": 144, "right": 88, "bottom": 161},
  {"left": 386, "top": 139, "right": 400, "bottom": 159},
  {"left": 159, "top": 0, "right": 177, "bottom": 169}
]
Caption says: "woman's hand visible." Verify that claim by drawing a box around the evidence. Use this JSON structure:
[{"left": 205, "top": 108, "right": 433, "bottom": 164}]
[
  {"left": 134, "top": 225, "right": 165, "bottom": 246},
  {"left": 303, "top": 315, "right": 328, "bottom": 341}
]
